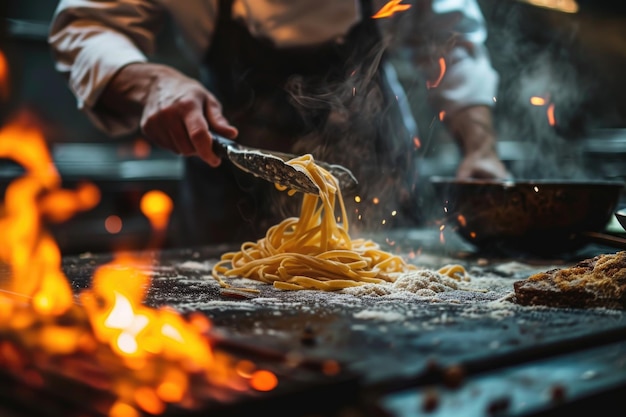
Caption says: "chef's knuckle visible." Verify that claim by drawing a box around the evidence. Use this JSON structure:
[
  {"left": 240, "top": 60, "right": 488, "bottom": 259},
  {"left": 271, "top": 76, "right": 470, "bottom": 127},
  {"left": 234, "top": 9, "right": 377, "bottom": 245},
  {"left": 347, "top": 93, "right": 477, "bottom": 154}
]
[
  {"left": 176, "top": 97, "right": 199, "bottom": 113},
  {"left": 188, "top": 128, "right": 207, "bottom": 142}
]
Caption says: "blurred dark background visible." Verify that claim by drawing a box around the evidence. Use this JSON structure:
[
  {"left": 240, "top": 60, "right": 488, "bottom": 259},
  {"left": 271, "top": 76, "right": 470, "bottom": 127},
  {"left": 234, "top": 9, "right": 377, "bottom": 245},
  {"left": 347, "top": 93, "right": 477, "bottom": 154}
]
[{"left": 1, "top": 0, "right": 626, "bottom": 255}]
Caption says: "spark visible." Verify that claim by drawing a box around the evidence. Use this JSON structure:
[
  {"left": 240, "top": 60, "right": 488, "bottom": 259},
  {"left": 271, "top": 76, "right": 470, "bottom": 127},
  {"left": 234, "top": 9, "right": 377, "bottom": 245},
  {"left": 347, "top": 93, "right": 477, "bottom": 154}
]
[
  {"left": 426, "top": 57, "right": 446, "bottom": 89},
  {"left": 372, "top": 0, "right": 411, "bottom": 19}
]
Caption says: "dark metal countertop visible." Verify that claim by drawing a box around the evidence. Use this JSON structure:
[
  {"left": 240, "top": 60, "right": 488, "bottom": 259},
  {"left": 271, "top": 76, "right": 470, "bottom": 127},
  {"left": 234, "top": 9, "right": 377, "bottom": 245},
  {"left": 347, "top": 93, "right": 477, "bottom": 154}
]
[{"left": 51, "top": 228, "right": 626, "bottom": 417}]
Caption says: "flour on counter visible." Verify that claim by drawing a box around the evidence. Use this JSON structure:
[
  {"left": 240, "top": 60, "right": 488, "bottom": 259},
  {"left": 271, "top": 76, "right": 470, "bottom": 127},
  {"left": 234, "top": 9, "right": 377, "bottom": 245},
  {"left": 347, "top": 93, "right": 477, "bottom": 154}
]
[
  {"left": 177, "top": 300, "right": 257, "bottom": 312},
  {"left": 177, "top": 261, "right": 212, "bottom": 271},
  {"left": 163, "top": 258, "right": 522, "bottom": 321},
  {"left": 394, "top": 270, "right": 459, "bottom": 292},
  {"left": 353, "top": 310, "right": 405, "bottom": 322},
  {"left": 341, "top": 269, "right": 460, "bottom": 298}
]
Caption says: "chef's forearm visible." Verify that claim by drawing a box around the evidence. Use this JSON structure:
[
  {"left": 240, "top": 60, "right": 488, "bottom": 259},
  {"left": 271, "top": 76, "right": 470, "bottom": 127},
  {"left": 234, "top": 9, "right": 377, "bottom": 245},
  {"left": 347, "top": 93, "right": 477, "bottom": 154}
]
[
  {"left": 97, "top": 62, "right": 163, "bottom": 118},
  {"left": 446, "top": 105, "right": 498, "bottom": 155},
  {"left": 48, "top": 0, "right": 165, "bottom": 135}
]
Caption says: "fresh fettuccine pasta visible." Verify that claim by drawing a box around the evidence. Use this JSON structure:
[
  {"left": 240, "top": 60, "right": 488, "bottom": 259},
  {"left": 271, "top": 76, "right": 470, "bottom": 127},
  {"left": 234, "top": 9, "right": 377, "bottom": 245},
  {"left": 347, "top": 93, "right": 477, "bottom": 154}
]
[{"left": 212, "top": 154, "right": 463, "bottom": 291}]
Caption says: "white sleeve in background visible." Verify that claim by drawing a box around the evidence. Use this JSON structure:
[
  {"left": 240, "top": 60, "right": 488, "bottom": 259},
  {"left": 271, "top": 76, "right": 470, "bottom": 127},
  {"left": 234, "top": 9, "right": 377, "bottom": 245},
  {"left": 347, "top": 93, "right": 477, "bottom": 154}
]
[{"left": 422, "top": 0, "right": 499, "bottom": 116}]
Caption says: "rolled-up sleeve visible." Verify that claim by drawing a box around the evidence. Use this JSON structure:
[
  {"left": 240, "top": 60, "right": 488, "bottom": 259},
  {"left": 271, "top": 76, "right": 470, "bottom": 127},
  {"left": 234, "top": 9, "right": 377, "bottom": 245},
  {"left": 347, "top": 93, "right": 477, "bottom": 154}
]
[
  {"left": 420, "top": 0, "right": 499, "bottom": 116},
  {"left": 49, "top": 0, "right": 165, "bottom": 136}
]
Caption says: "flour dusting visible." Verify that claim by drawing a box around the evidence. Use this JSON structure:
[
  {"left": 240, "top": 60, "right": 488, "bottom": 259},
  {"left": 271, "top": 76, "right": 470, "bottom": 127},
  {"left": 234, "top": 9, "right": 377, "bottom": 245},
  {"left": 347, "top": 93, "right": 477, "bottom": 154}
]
[
  {"left": 177, "top": 261, "right": 211, "bottom": 271},
  {"left": 341, "top": 269, "right": 460, "bottom": 298},
  {"left": 353, "top": 310, "right": 405, "bottom": 322}
]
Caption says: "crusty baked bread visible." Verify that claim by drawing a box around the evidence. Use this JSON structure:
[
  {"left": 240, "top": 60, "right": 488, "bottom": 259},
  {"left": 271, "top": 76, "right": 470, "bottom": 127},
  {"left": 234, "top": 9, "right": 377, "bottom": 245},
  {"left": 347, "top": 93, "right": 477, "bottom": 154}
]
[{"left": 513, "top": 251, "right": 626, "bottom": 310}]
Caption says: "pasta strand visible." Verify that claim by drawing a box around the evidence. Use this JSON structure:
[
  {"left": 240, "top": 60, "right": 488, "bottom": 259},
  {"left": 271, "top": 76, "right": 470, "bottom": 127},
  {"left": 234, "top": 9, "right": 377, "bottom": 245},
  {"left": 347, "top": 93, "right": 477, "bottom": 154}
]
[{"left": 211, "top": 154, "right": 417, "bottom": 291}]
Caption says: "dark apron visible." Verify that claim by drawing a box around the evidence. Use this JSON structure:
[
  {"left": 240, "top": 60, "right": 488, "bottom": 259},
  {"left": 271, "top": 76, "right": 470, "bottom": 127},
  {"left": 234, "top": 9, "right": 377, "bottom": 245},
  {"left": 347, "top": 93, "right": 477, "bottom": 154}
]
[{"left": 173, "top": 0, "right": 420, "bottom": 247}]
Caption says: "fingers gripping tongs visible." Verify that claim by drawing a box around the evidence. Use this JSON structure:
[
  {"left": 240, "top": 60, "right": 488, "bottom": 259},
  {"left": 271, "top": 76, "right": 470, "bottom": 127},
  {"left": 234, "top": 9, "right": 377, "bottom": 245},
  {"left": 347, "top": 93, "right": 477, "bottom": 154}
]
[{"left": 211, "top": 133, "right": 358, "bottom": 195}]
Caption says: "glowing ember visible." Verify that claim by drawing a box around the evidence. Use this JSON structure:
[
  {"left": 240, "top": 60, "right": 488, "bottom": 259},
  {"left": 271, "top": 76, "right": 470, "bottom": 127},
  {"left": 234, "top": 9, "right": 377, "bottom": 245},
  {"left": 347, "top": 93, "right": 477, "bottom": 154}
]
[
  {"left": 426, "top": 57, "right": 446, "bottom": 89},
  {"left": 372, "top": 0, "right": 411, "bottom": 18},
  {"left": 322, "top": 360, "right": 341, "bottom": 376},
  {"left": 530, "top": 96, "right": 547, "bottom": 106},
  {"left": 438, "top": 111, "right": 446, "bottom": 122},
  {"left": 133, "top": 138, "right": 151, "bottom": 159},
  {"left": 530, "top": 96, "right": 557, "bottom": 127},
  {"left": 249, "top": 370, "right": 278, "bottom": 392},
  {"left": 0, "top": 49, "right": 9, "bottom": 101},
  {"left": 105, "top": 215, "right": 123, "bottom": 234},
  {"left": 457, "top": 214, "right": 467, "bottom": 228},
  {"left": 413, "top": 136, "right": 421, "bottom": 149},
  {"left": 520, "top": 0, "right": 579, "bottom": 14},
  {"left": 547, "top": 103, "right": 556, "bottom": 126},
  {"left": 140, "top": 190, "right": 173, "bottom": 231}
]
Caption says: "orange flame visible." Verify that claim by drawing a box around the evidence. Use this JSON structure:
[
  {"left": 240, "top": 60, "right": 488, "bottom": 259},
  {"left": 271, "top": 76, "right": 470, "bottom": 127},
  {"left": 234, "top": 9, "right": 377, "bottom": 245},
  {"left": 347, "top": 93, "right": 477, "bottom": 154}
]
[
  {"left": 426, "top": 57, "right": 446, "bottom": 89},
  {"left": 0, "top": 111, "right": 99, "bottom": 316},
  {"left": 0, "top": 110, "right": 255, "bottom": 417},
  {"left": 372, "top": 0, "right": 411, "bottom": 18},
  {"left": 81, "top": 257, "right": 215, "bottom": 372}
]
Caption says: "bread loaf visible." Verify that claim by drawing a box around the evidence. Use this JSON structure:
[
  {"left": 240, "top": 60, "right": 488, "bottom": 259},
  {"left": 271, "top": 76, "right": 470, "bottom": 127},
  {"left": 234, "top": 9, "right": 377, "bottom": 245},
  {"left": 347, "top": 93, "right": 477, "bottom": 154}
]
[{"left": 513, "top": 251, "right": 626, "bottom": 310}]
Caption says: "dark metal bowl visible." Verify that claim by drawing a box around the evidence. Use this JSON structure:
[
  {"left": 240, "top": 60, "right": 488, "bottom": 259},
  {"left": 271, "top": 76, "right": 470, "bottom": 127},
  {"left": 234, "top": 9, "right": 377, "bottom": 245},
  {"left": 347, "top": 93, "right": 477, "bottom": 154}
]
[{"left": 430, "top": 177, "right": 625, "bottom": 256}]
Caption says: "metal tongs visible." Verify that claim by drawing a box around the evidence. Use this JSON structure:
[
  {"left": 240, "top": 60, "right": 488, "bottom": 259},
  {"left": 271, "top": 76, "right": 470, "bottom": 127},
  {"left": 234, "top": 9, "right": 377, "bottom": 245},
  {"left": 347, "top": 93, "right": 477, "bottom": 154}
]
[{"left": 211, "top": 133, "right": 358, "bottom": 195}]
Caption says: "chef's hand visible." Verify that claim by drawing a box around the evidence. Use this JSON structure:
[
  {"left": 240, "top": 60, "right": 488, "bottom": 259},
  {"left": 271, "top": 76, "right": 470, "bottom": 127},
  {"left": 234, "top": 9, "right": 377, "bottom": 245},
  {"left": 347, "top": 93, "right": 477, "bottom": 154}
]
[
  {"left": 445, "top": 105, "right": 510, "bottom": 180},
  {"left": 99, "top": 62, "right": 238, "bottom": 167}
]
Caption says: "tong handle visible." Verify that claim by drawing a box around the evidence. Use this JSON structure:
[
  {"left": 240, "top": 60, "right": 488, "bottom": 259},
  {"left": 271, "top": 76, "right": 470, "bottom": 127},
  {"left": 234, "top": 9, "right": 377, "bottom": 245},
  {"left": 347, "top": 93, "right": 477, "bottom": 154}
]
[{"left": 211, "top": 132, "right": 237, "bottom": 159}]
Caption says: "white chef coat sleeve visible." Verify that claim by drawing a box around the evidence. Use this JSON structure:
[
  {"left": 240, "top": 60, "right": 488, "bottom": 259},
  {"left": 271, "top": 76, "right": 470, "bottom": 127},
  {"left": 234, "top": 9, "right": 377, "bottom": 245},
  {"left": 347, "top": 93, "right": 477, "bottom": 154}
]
[
  {"left": 423, "top": 0, "right": 499, "bottom": 116},
  {"left": 48, "top": 0, "right": 165, "bottom": 136}
]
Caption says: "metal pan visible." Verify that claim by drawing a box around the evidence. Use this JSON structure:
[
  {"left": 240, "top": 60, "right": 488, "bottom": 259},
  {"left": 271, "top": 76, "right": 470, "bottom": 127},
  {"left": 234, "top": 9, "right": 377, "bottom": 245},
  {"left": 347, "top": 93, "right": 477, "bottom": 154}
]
[{"left": 430, "top": 177, "right": 625, "bottom": 256}]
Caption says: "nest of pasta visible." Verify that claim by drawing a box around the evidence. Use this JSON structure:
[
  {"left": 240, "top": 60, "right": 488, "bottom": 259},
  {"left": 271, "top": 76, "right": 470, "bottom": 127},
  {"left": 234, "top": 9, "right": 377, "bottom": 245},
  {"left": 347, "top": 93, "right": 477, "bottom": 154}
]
[{"left": 212, "top": 155, "right": 460, "bottom": 291}]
